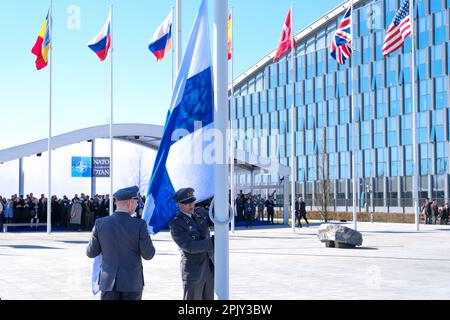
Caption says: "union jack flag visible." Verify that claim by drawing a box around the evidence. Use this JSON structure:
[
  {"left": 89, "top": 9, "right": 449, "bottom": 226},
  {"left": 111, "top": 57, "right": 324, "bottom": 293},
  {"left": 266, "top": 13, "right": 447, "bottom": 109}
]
[{"left": 330, "top": 6, "right": 352, "bottom": 65}]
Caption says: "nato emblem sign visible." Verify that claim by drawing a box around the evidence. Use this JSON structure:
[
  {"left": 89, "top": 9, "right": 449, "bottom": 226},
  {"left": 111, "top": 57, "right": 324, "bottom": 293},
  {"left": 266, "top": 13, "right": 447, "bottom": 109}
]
[{"left": 72, "top": 157, "right": 92, "bottom": 178}]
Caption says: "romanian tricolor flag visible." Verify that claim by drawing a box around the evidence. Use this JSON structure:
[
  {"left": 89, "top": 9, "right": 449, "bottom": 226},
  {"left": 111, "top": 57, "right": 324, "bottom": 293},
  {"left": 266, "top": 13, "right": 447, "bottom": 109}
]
[
  {"left": 31, "top": 12, "right": 51, "bottom": 71},
  {"left": 148, "top": 11, "right": 173, "bottom": 62},
  {"left": 227, "top": 12, "right": 232, "bottom": 61},
  {"left": 88, "top": 10, "right": 112, "bottom": 62}
]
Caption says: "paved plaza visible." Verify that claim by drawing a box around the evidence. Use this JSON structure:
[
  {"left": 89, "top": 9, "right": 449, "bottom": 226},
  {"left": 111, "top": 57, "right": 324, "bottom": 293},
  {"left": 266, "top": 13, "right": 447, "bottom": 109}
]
[{"left": 0, "top": 221, "right": 449, "bottom": 300}]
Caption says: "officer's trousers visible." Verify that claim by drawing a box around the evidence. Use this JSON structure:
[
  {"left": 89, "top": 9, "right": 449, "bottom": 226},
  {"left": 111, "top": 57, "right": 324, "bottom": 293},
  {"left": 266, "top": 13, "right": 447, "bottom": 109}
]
[{"left": 183, "top": 262, "right": 214, "bottom": 300}]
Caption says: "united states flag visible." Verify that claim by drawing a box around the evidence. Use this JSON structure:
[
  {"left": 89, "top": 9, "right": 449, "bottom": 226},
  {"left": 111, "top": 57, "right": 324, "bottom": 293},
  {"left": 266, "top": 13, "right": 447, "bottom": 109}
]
[
  {"left": 330, "top": 6, "right": 352, "bottom": 65},
  {"left": 382, "top": 0, "right": 411, "bottom": 56}
]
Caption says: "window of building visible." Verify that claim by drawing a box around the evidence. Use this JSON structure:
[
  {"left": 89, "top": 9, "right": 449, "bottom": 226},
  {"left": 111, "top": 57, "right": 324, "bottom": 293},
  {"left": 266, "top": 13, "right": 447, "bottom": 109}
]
[
  {"left": 328, "top": 100, "right": 337, "bottom": 126},
  {"left": 374, "top": 31, "right": 384, "bottom": 61},
  {"left": 316, "top": 128, "right": 324, "bottom": 153},
  {"left": 435, "top": 76, "right": 447, "bottom": 109},
  {"left": 278, "top": 58, "right": 287, "bottom": 87},
  {"left": 416, "top": 111, "right": 428, "bottom": 144},
  {"left": 400, "top": 52, "right": 411, "bottom": 84},
  {"left": 307, "top": 104, "right": 315, "bottom": 130},
  {"left": 386, "top": 55, "right": 398, "bottom": 86},
  {"left": 403, "top": 82, "right": 412, "bottom": 114},
  {"left": 362, "top": 35, "right": 373, "bottom": 64},
  {"left": 268, "top": 88, "right": 276, "bottom": 112},
  {"left": 420, "top": 143, "right": 432, "bottom": 175},
  {"left": 389, "top": 86, "right": 401, "bottom": 116},
  {"left": 315, "top": 76, "right": 324, "bottom": 102},
  {"left": 360, "top": 64, "right": 370, "bottom": 93},
  {"left": 339, "top": 97, "right": 350, "bottom": 124},
  {"left": 417, "top": 48, "right": 428, "bottom": 80},
  {"left": 317, "top": 49, "right": 326, "bottom": 76},
  {"left": 401, "top": 114, "right": 412, "bottom": 145},
  {"left": 385, "top": 0, "right": 398, "bottom": 27},
  {"left": 405, "top": 145, "right": 414, "bottom": 176},
  {"left": 363, "top": 92, "right": 374, "bottom": 121},
  {"left": 431, "top": 110, "right": 445, "bottom": 142},
  {"left": 256, "top": 72, "right": 264, "bottom": 92},
  {"left": 286, "top": 84, "right": 293, "bottom": 109},
  {"left": 338, "top": 125, "right": 347, "bottom": 152},
  {"left": 388, "top": 117, "right": 398, "bottom": 147},
  {"left": 361, "top": 120, "right": 371, "bottom": 150},
  {"left": 373, "top": 60, "right": 384, "bottom": 89},
  {"left": 377, "top": 148, "right": 387, "bottom": 177},
  {"left": 306, "top": 52, "right": 316, "bottom": 79},
  {"left": 277, "top": 86, "right": 285, "bottom": 110},
  {"left": 295, "top": 82, "right": 304, "bottom": 107},
  {"left": 374, "top": 119, "right": 384, "bottom": 148},
  {"left": 431, "top": 44, "right": 444, "bottom": 77},
  {"left": 434, "top": 10, "right": 447, "bottom": 45},
  {"left": 436, "top": 142, "right": 448, "bottom": 174},
  {"left": 254, "top": 114, "right": 261, "bottom": 137},
  {"left": 390, "top": 146, "right": 401, "bottom": 177},
  {"left": 236, "top": 96, "right": 244, "bottom": 118},
  {"left": 418, "top": 15, "right": 431, "bottom": 49},
  {"left": 296, "top": 52, "right": 306, "bottom": 81},
  {"left": 252, "top": 92, "right": 259, "bottom": 116},
  {"left": 279, "top": 110, "right": 286, "bottom": 134},
  {"left": 270, "top": 111, "right": 278, "bottom": 135},
  {"left": 419, "top": 79, "right": 431, "bottom": 111},
  {"left": 317, "top": 102, "right": 326, "bottom": 128},
  {"left": 278, "top": 134, "right": 286, "bottom": 158},
  {"left": 305, "top": 79, "right": 314, "bottom": 104},
  {"left": 337, "top": 69, "right": 346, "bottom": 97},
  {"left": 307, "top": 155, "right": 316, "bottom": 181},
  {"left": 326, "top": 73, "right": 335, "bottom": 100},
  {"left": 430, "top": 0, "right": 444, "bottom": 13},
  {"left": 306, "top": 129, "right": 314, "bottom": 155},
  {"left": 340, "top": 152, "right": 349, "bottom": 179},
  {"left": 328, "top": 153, "right": 338, "bottom": 180},
  {"left": 296, "top": 131, "right": 304, "bottom": 156},
  {"left": 376, "top": 89, "right": 386, "bottom": 118},
  {"left": 364, "top": 149, "right": 373, "bottom": 177},
  {"left": 269, "top": 64, "right": 278, "bottom": 89},
  {"left": 327, "top": 127, "right": 335, "bottom": 153}
]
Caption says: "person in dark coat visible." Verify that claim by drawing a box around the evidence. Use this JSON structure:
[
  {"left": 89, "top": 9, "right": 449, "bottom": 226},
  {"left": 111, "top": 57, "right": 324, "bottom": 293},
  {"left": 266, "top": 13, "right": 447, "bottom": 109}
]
[
  {"left": 244, "top": 197, "right": 254, "bottom": 228},
  {"left": 169, "top": 188, "right": 214, "bottom": 300},
  {"left": 86, "top": 186, "right": 155, "bottom": 300},
  {"left": 440, "top": 203, "right": 449, "bottom": 225},
  {"left": 298, "top": 197, "right": 309, "bottom": 227},
  {"left": 265, "top": 197, "right": 275, "bottom": 224}
]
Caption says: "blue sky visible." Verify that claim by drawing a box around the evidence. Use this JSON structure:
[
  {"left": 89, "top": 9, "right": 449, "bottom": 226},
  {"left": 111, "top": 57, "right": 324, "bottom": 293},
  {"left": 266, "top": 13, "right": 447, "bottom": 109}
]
[{"left": 0, "top": 0, "right": 344, "bottom": 196}]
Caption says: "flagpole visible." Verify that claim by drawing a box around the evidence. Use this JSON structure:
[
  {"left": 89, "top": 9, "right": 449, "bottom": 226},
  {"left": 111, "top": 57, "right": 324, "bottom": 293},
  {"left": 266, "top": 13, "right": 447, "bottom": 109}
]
[
  {"left": 47, "top": 0, "right": 53, "bottom": 234},
  {"left": 350, "top": 0, "right": 357, "bottom": 231},
  {"left": 229, "top": 7, "right": 236, "bottom": 234},
  {"left": 176, "top": 0, "right": 182, "bottom": 70},
  {"left": 290, "top": 5, "right": 296, "bottom": 232},
  {"left": 171, "top": 6, "right": 175, "bottom": 92},
  {"left": 410, "top": 0, "right": 419, "bottom": 231},
  {"left": 109, "top": 4, "right": 114, "bottom": 215},
  {"left": 214, "top": 0, "right": 230, "bottom": 300}
]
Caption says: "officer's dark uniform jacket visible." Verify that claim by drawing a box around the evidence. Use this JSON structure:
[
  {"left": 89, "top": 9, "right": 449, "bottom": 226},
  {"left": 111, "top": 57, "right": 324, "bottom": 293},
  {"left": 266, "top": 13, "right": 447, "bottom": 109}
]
[{"left": 169, "top": 207, "right": 214, "bottom": 282}]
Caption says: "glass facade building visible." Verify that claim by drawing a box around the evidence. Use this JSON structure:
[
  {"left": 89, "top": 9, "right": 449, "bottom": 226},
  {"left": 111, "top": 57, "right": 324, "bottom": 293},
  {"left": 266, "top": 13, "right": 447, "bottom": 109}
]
[{"left": 230, "top": 0, "right": 450, "bottom": 212}]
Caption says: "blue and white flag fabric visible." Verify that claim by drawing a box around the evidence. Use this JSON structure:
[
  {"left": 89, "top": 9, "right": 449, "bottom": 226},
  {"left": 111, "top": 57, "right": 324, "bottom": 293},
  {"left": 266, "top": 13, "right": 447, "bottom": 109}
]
[
  {"left": 91, "top": 254, "right": 102, "bottom": 296},
  {"left": 142, "top": 0, "right": 214, "bottom": 235}
]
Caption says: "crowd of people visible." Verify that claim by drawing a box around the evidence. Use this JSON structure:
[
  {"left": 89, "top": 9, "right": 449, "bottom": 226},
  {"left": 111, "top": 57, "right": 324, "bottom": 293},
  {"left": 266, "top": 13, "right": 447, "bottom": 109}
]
[
  {"left": 421, "top": 199, "right": 449, "bottom": 225},
  {"left": 234, "top": 191, "right": 310, "bottom": 228},
  {"left": 0, "top": 193, "right": 147, "bottom": 231}
]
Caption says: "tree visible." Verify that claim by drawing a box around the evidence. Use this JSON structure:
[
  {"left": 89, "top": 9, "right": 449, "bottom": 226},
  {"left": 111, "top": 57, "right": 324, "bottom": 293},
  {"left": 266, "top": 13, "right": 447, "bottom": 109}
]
[
  {"left": 127, "top": 152, "right": 151, "bottom": 195},
  {"left": 317, "top": 127, "right": 332, "bottom": 222}
]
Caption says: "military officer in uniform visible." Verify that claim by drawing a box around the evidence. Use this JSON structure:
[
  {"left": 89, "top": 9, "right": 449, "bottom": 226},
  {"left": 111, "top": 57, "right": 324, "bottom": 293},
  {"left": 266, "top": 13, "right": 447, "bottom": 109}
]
[
  {"left": 86, "top": 186, "right": 155, "bottom": 300},
  {"left": 169, "top": 188, "right": 215, "bottom": 300}
]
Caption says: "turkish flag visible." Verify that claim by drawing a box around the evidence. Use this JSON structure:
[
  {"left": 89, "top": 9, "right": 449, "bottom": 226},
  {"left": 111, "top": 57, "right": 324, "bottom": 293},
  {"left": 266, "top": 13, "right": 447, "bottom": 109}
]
[{"left": 274, "top": 9, "right": 295, "bottom": 61}]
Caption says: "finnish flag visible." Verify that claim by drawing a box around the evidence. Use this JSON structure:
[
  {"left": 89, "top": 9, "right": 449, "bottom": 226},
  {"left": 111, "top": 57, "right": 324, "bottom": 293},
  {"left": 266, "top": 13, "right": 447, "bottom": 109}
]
[{"left": 142, "top": 0, "right": 214, "bottom": 235}]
